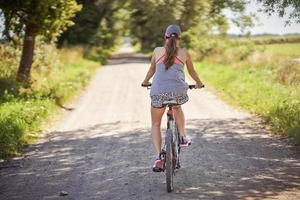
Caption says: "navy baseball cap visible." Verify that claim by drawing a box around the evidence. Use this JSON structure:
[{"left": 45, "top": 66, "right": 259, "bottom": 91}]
[{"left": 165, "top": 24, "right": 181, "bottom": 38}]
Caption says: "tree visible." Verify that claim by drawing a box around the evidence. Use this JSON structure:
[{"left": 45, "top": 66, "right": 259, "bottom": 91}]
[
  {"left": 256, "top": 0, "right": 300, "bottom": 24},
  {"left": 58, "top": 0, "right": 127, "bottom": 63},
  {"left": 58, "top": 0, "right": 114, "bottom": 45},
  {"left": 128, "top": 0, "right": 186, "bottom": 51},
  {"left": 128, "top": 0, "right": 250, "bottom": 51},
  {"left": 0, "top": 0, "right": 81, "bottom": 82}
]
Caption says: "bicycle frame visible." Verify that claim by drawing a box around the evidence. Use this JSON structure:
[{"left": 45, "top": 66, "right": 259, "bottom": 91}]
[
  {"left": 166, "top": 106, "right": 181, "bottom": 168},
  {"left": 141, "top": 83, "right": 203, "bottom": 192},
  {"left": 161, "top": 104, "right": 181, "bottom": 192}
]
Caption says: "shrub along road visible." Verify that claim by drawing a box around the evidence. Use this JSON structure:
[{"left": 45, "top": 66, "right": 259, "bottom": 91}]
[{"left": 0, "top": 44, "right": 300, "bottom": 200}]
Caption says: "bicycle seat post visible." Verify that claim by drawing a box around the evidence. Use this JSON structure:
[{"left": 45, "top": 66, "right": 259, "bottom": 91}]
[{"left": 167, "top": 105, "right": 174, "bottom": 120}]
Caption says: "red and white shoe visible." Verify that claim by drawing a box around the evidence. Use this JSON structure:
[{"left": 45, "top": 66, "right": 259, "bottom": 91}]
[
  {"left": 180, "top": 136, "right": 191, "bottom": 147},
  {"left": 152, "top": 159, "right": 164, "bottom": 172}
]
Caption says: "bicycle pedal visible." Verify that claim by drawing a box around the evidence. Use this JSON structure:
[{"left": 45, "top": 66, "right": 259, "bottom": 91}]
[{"left": 152, "top": 167, "right": 164, "bottom": 172}]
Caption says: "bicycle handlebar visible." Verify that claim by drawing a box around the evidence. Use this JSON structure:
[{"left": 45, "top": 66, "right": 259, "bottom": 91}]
[
  {"left": 141, "top": 83, "right": 204, "bottom": 89},
  {"left": 188, "top": 84, "right": 205, "bottom": 89},
  {"left": 141, "top": 83, "right": 152, "bottom": 87}
]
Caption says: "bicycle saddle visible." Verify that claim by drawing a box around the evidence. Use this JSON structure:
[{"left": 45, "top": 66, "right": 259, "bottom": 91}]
[{"left": 162, "top": 100, "right": 178, "bottom": 107}]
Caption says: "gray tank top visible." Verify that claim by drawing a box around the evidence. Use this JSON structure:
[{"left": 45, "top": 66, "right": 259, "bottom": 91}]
[{"left": 150, "top": 54, "right": 188, "bottom": 96}]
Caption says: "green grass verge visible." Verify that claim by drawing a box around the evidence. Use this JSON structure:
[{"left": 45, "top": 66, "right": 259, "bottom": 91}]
[
  {"left": 0, "top": 58, "right": 99, "bottom": 159},
  {"left": 257, "top": 43, "right": 300, "bottom": 57},
  {"left": 196, "top": 62, "right": 300, "bottom": 143}
]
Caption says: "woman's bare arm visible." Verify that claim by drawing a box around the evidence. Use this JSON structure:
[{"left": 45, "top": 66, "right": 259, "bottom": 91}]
[
  {"left": 142, "top": 52, "right": 156, "bottom": 85},
  {"left": 185, "top": 51, "right": 204, "bottom": 88}
]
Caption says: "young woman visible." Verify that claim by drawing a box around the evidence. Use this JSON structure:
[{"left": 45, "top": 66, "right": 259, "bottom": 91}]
[{"left": 141, "top": 24, "right": 204, "bottom": 172}]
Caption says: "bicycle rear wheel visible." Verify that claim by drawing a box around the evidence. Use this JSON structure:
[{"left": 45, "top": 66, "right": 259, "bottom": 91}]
[{"left": 165, "top": 129, "right": 173, "bottom": 192}]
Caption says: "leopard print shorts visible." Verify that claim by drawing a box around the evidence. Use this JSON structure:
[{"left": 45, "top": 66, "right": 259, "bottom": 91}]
[{"left": 151, "top": 91, "right": 189, "bottom": 108}]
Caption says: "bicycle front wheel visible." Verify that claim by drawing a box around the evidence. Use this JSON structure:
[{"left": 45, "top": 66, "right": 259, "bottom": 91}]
[{"left": 165, "top": 129, "right": 173, "bottom": 192}]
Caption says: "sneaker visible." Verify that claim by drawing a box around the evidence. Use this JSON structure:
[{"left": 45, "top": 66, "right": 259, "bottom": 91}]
[
  {"left": 152, "top": 159, "right": 164, "bottom": 172},
  {"left": 180, "top": 136, "right": 191, "bottom": 147}
]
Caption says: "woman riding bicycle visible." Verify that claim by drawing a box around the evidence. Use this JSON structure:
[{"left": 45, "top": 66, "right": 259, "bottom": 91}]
[{"left": 141, "top": 24, "right": 204, "bottom": 171}]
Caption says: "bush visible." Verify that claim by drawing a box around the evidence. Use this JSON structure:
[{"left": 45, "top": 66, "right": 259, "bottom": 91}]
[
  {"left": 269, "top": 99, "right": 300, "bottom": 142},
  {"left": 0, "top": 43, "right": 99, "bottom": 159},
  {"left": 0, "top": 43, "right": 21, "bottom": 79},
  {"left": 189, "top": 36, "right": 230, "bottom": 61},
  {"left": 84, "top": 46, "right": 112, "bottom": 64},
  {"left": 277, "top": 60, "right": 300, "bottom": 86},
  {"left": 189, "top": 37, "right": 256, "bottom": 64},
  {"left": 191, "top": 36, "right": 300, "bottom": 143},
  {"left": 196, "top": 58, "right": 300, "bottom": 143},
  {"left": 0, "top": 100, "right": 53, "bottom": 157}
]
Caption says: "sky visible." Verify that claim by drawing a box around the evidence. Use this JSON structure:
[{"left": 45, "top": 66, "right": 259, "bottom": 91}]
[{"left": 225, "top": 1, "right": 300, "bottom": 35}]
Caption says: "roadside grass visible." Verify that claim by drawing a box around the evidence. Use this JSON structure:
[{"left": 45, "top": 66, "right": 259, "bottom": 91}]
[
  {"left": 233, "top": 34, "right": 300, "bottom": 45},
  {"left": 195, "top": 42, "right": 300, "bottom": 143},
  {"left": 257, "top": 43, "right": 300, "bottom": 57},
  {"left": 0, "top": 46, "right": 99, "bottom": 159}
]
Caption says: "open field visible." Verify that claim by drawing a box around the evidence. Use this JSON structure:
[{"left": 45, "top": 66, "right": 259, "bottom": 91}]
[
  {"left": 232, "top": 34, "right": 300, "bottom": 45},
  {"left": 257, "top": 43, "right": 300, "bottom": 57},
  {"left": 195, "top": 37, "right": 300, "bottom": 143}
]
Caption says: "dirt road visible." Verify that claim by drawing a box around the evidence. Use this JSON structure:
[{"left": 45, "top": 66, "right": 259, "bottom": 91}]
[{"left": 1, "top": 44, "right": 300, "bottom": 200}]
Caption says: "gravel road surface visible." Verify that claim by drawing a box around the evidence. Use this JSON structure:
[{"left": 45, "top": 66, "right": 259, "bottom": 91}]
[{"left": 1, "top": 44, "right": 300, "bottom": 200}]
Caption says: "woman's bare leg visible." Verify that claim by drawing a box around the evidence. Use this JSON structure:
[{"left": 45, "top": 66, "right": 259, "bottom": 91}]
[
  {"left": 173, "top": 106, "right": 185, "bottom": 137},
  {"left": 151, "top": 107, "right": 166, "bottom": 155}
]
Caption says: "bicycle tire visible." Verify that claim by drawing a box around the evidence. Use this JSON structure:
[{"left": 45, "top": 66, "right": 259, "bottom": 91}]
[
  {"left": 174, "top": 126, "right": 180, "bottom": 169},
  {"left": 165, "top": 129, "right": 173, "bottom": 192}
]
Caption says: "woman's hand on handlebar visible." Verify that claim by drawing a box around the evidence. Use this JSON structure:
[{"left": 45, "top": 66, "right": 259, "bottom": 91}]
[
  {"left": 196, "top": 81, "right": 205, "bottom": 89},
  {"left": 141, "top": 81, "right": 151, "bottom": 87}
]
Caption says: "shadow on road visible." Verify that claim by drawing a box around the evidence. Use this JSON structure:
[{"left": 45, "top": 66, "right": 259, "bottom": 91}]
[
  {"left": 107, "top": 52, "right": 150, "bottom": 65},
  {"left": 0, "top": 118, "right": 299, "bottom": 199}
]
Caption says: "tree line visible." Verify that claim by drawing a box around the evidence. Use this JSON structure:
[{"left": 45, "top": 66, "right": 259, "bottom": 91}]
[{"left": 0, "top": 0, "right": 299, "bottom": 82}]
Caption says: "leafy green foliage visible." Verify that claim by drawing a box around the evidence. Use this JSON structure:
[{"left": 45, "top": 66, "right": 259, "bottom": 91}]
[
  {"left": 0, "top": 42, "right": 21, "bottom": 79},
  {"left": 128, "top": 0, "right": 252, "bottom": 52},
  {"left": 0, "top": 0, "right": 81, "bottom": 42},
  {"left": 269, "top": 98, "right": 300, "bottom": 141},
  {"left": 256, "top": 0, "right": 300, "bottom": 24},
  {"left": 0, "top": 0, "right": 82, "bottom": 82},
  {"left": 197, "top": 61, "right": 300, "bottom": 143},
  {"left": 0, "top": 44, "right": 99, "bottom": 158},
  {"left": 195, "top": 41, "right": 300, "bottom": 143},
  {"left": 128, "top": 0, "right": 182, "bottom": 50},
  {"left": 58, "top": 0, "right": 126, "bottom": 63},
  {"left": 0, "top": 99, "right": 53, "bottom": 158}
]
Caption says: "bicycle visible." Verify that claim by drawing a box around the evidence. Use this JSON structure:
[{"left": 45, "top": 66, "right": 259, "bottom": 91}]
[{"left": 142, "top": 83, "right": 203, "bottom": 192}]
